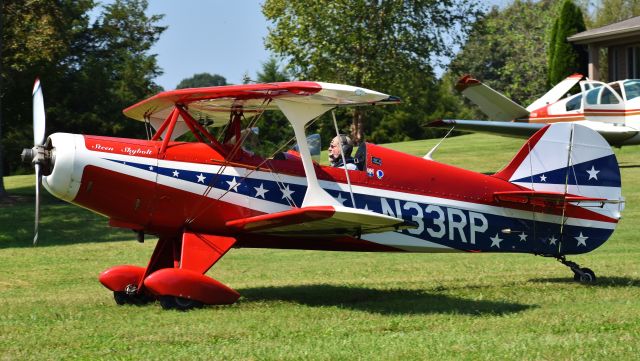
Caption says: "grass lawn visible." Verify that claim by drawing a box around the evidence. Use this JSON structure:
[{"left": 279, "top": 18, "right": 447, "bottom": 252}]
[{"left": 1, "top": 133, "right": 639, "bottom": 360}]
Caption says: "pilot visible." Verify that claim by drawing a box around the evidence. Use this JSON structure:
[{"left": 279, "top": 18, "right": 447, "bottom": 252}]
[{"left": 328, "top": 134, "right": 357, "bottom": 170}]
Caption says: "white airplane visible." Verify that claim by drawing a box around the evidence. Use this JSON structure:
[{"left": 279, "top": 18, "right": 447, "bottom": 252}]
[{"left": 431, "top": 74, "right": 640, "bottom": 146}]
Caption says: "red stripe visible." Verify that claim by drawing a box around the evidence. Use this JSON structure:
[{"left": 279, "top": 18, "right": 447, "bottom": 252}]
[{"left": 492, "top": 125, "right": 550, "bottom": 181}]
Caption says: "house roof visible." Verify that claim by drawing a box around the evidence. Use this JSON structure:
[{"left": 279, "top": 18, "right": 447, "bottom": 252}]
[{"left": 568, "top": 16, "right": 640, "bottom": 44}]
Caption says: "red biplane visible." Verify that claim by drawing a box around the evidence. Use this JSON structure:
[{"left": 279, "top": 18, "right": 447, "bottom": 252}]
[{"left": 22, "top": 79, "right": 624, "bottom": 310}]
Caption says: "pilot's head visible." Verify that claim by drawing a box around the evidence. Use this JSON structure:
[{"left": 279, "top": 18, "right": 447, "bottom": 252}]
[{"left": 328, "top": 134, "right": 353, "bottom": 166}]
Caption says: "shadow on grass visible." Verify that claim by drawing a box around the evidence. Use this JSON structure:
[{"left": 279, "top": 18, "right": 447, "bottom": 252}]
[
  {"left": 239, "top": 284, "right": 535, "bottom": 316},
  {"left": 528, "top": 276, "right": 640, "bottom": 287},
  {"left": 0, "top": 186, "right": 133, "bottom": 248}
]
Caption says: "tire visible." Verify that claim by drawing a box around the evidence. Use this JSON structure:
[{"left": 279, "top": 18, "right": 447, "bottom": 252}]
[
  {"left": 113, "top": 291, "right": 129, "bottom": 305},
  {"left": 159, "top": 296, "right": 202, "bottom": 311},
  {"left": 579, "top": 268, "right": 596, "bottom": 283}
]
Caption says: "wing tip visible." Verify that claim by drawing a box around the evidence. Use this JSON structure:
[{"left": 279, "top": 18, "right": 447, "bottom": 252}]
[{"left": 455, "top": 74, "right": 481, "bottom": 92}]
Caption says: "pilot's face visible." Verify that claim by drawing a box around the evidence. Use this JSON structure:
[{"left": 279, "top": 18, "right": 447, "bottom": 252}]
[{"left": 328, "top": 136, "right": 341, "bottom": 161}]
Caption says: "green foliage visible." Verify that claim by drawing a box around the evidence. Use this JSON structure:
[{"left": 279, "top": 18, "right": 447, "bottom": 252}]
[
  {"left": 262, "top": 0, "right": 482, "bottom": 143},
  {"left": 450, "top": 0, "right": 562, "bottom": 111},
  {"left": 1, "top": 0, "right": 165, "bottom": 174},
  {"left": 176, "top": 73, "right": 227, "bottom": 89},
  {"left": 547, "top": 0, "right": 588, "bottom": 87},
  {"left": 250, "top": 58, "right": 295, "bottom": 157},
  {"left": 586, "top": 0, "right": 640, "bottom": 28}
]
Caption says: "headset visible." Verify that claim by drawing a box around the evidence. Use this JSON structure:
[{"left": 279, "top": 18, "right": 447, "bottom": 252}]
[{"left": 330, "top": 134, "right": 354, "bottom": 164}]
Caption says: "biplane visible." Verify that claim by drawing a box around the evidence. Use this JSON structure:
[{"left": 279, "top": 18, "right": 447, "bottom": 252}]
[
  {"left": 430, "top": 74, "right": 640, "bottom": 146},
  {"left": 22, "top": 79, "right": 624, "bottom": 310}
]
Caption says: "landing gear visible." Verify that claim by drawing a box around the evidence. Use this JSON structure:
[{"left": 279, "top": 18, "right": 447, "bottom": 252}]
[
  {"left": 556, "top": 256, "right": 597, "bottom": 284},
  {"left": 159, "top": 296, "right": 203, "bottom": 311},
  {"left": 112, "top": 284, "right": 153, "bottom": 305}
]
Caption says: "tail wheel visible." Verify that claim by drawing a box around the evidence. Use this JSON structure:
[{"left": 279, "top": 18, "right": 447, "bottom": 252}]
[{"left": 573, "top": 267, "right": 596, "bottom": 283}]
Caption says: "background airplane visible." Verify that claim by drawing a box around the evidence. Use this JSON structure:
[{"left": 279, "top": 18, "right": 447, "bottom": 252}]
[
  {"left": 430, "top": 74, "right": 640, "bottom": 146},
  {"left": 22, "top": 80, "right": 624, "bottom": 310}
]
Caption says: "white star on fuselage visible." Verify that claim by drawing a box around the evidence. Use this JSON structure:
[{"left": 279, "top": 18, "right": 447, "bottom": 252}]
[
  {"left": 549, "top": 235, "right": 557, "bottom": 245},
  {"left": 518, "top": 232, "right": 528, "bottom": 242},
  {"left": 540, "top": 174, "right": 547, "bottom": 182},
  {"left": 254, "top": 183, "right": 269, "bottom": 198},
  {"left": 335, "top": 193, "right": 347, "bottom": 205},
  {"left": 226, "top": 177, "right": 240, "bottom": 192},
  {"left": 586, "top": 166, "right": 600, "bottom": 180},
  {"left": 575, "top": 232, "right": 588, "bottom": 247},
  {"left": 280, "top": 185, "right": 295, "bottom": 200},
  {"left": 196, "top": 173, "right": 206, "bottom": 183},
  {"left": 172, "top": 170, "right": 179, "bottom": 177},
  {"left": 490, "top": 233, "right": 503, "bottom": 248},
  {"left": 149, "top": 166, "right": 154, "bottom": 171}
]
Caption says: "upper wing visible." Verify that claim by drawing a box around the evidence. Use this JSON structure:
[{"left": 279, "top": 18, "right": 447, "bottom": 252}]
[
  {"left": 123, "top": 81, "right": 398, "bottom": 127},
  {"left": 429, "top": 119, "right": 545, "bottom": 138},
  {"left": 225, "top": 205, "right": 416, "bottom": 237},
  {"left": 456, "top": 75, "right": 529, "bottom": 121}
]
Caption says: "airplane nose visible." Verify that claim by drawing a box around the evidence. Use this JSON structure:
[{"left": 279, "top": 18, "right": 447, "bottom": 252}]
[{"left": 42, "top": 133, "right": 83, "bottom": 202}]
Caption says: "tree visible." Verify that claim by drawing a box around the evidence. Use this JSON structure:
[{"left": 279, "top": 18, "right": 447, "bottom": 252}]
[
  {"left": 1, "top": 0, "right": 165, "bottom": 177},
  {"left": 177, "top": 73, "right": 227, "bottom": 89},
  {"left": 262, "top": 0, "right": 482, "bottom": 143},
  {"left": 547, "top": 0, "right": 587, "bottom": 87},
  {"left": 449, "top": 0, "right": 563, "bottom": 114},
  {"left": 586, "top": 0, "right": 640, "bottom": 28},
  {"left": 252, "top": 58, "right": 293, "bottom": 155}
]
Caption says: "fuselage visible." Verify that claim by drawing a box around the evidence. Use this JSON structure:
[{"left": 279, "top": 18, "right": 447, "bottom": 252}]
[
  {"left": 42, "top": 132, "right": 619, "bottom": 256},
  {"left": 522, "top": 79, "right": 640, "bottom": 146}
]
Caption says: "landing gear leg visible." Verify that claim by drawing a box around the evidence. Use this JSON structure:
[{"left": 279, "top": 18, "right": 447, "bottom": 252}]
[{"left": 555, "top": 255, "right": 596, "bottom": 283}]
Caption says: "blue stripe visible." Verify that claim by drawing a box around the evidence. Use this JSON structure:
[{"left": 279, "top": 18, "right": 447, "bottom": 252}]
[{"left": 512, "top": 154, "right": 621, "bottom": 187}]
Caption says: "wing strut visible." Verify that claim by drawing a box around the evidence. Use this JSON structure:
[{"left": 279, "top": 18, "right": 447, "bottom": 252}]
[{"left": 331, "top": 110, "right": 356, "bottom": 207}]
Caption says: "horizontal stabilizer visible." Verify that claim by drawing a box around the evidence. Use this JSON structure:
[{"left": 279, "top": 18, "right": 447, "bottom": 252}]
[
  {"left": 456, "top": 75, "right": 530, "bottom": 121},
  {"left": 526, "top": 73, "right": 583, "bottom": 111},
  {"left": 494, "top": 190, "right": 608, "bottom": 208},
  {"left": 226, "top": 206, "right": 415, "bottom": 237},
  {"left": 429, "top": 119, "right": 545, "bottom": 138}
]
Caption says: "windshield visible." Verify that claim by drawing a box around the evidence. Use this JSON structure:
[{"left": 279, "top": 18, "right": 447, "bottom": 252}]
[{"left": 624, "top": 80, "right": 640, "bottom": 101}]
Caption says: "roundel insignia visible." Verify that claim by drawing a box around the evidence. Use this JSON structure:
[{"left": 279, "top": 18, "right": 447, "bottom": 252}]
[
  {"left": 376, "top": 169, "right": 384, "bottom": 179},
  {"left": 354, "top": 88, "right": 365, "bottom": 96}
]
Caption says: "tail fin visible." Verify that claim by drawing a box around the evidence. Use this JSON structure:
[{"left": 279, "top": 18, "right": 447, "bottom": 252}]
[
  {"left": 525, "top": 73, "right": 584, "bottom": 111},
  {"left": 456, "top": 75, "right": 529, "bottom": 121},
  {"left": 494, "top": 123, "right": 624, "bottom": 219}
]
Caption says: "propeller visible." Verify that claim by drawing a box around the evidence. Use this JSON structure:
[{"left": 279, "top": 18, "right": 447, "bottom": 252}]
[{"left": 20, "top": 78, "right": 49, "bottom": 246}]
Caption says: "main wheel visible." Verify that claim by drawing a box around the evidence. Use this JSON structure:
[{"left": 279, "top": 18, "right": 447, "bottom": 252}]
[
  {"left": 113, "top": 291, "right": 153, "bottom": 305},
  {"left": 113, "top": 291, "right": 129, "bottom": 305},
  {"left": 159, "top": 296, "right": 203, "bottom": 311}
]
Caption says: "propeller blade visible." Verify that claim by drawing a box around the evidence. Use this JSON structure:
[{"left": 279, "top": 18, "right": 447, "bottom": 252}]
[
  {"left": 33, "top": 78, "right": 46, "bottom": 146},
  {"left": 34, "top": 164, "right": 41, "bottom": 246}
]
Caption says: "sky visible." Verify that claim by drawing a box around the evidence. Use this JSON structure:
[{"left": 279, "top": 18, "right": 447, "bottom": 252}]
[{"left": 138, "top": 1, "right": 510, "bottom": 90}]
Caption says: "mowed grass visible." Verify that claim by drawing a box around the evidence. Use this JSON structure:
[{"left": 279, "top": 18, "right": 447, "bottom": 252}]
[{"left": 1, "top": 133, "right": 639, "bottom": 360}]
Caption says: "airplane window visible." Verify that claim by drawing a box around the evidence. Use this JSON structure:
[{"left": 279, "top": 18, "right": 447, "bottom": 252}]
[
  {"left": 585, "top": 87, "right": 601, "bottom": 105},
  {"left": 624, "top": 80, "right": 640, "bottom": 100},
  {"left": 600, "top": 88, "right": 620, "bottom": 104},
  {"left": 565, "top": 94, "right": 582, "bottom": 111}
]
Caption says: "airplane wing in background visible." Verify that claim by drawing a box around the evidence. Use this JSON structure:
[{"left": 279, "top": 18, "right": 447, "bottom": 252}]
[
  {"left": 429, "top": 119, "right": 545, "bottom": 138},
  {"left": 456, "top": 76, "right": 530, "bottom": 121}
]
